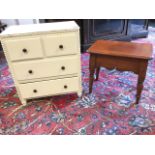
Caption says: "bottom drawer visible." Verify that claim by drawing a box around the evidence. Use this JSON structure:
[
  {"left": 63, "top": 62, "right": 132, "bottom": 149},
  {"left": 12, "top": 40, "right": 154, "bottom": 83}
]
[{"left": 19, "top": 77, "right": 79, "bottom": 99}]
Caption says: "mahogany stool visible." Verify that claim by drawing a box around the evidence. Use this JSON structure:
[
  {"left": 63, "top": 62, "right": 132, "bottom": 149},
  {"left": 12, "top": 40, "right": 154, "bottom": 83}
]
[{"left": 87, "top": 40, "right": 153, "bottom": 104}]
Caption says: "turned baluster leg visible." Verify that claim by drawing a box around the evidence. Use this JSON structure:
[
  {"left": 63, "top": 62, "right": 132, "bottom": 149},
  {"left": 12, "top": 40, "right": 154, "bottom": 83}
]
[
  {"left": 89, "top": 54, "right": 96, "bottom": 93},
  {"left": 96, "top": 67, "right": 100, "bottom": 81},
  {"left": 136, "top": 61, "right": 148, "bottom": 104}
]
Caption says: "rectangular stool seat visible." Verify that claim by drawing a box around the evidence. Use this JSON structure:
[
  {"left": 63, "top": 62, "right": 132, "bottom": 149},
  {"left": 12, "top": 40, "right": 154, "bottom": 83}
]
[{"left": 88, "top": 40, "right": 153, "bottom": 59}]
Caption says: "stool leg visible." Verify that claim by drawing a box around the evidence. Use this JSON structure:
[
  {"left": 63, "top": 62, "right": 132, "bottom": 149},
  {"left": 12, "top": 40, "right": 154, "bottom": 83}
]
[
  {"left": 96, "top": 67, "right": 100, "bottom": 81},
  {"left": 136, "top": 61, "right": 147, "bottom": 104},
  {"left": 89, "top": 67, "right": 95, "bottom": 93},
  {"left": 136, "top": 77, "right": 145, "bottom": 104},
  {"left": 89, "top": 54, "right": 96, "bottom": 93}
]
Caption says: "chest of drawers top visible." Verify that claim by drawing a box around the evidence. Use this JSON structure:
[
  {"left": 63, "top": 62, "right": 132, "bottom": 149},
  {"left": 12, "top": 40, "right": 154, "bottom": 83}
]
[{"left": 0, "top": 21, "right": 79, "bottom": 38}]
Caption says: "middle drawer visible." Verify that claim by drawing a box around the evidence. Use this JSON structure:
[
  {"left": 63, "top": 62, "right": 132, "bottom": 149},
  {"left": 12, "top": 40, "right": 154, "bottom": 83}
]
[{"left": 12, "top": 55, "right": 79, "bottom": 81}]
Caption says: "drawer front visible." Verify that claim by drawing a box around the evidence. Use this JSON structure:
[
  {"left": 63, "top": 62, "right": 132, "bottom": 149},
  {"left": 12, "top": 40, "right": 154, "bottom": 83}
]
[
  {"left": 13, "top": 55, "right": 79, "bottom": 81},
  {"left": 5, "top": 37, "right": 43, "bottom": 61},
  {"left": 43, "top": 32, "right": 78, "bottom": 57},
  {"left": 19, "top": 77, "right": 79, "bottom": 99}
]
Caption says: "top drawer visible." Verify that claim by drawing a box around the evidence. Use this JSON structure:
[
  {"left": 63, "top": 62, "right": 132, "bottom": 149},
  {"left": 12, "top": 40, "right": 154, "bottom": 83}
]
[
  {"left": 42, "top": 32, "right": 78, "bottom": 57},
  {"left": 5, "top": 37, "right": 43, "bottom": 61}
]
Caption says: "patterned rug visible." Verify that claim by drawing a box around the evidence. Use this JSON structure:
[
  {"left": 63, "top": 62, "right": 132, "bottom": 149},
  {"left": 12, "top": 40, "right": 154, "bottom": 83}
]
[{"left": 1, "top": 27, "right": 155, "bottom": 135}]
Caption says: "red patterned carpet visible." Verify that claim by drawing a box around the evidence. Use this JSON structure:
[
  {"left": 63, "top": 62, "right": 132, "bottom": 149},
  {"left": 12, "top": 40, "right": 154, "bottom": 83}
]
[{"left": 1, "top": 27, "right": 155, "bottom": 135}]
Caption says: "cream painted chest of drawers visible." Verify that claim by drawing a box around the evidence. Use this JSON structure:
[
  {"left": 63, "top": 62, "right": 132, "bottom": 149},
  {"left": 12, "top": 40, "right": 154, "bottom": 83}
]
[{"left": 0, "top": 21, "right": 82, "bottom": 105}]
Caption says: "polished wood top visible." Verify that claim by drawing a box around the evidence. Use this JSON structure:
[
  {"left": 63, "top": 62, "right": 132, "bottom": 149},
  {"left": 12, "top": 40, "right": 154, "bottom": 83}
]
[{"left": 87, "top": 40, "right": 153, "bottom": 59}]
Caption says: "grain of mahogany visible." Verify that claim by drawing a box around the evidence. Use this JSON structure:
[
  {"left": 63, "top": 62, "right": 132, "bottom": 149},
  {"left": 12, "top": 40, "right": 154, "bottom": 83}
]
[{"left": 88, "top": 40, "right": 153, "bottom": 104}]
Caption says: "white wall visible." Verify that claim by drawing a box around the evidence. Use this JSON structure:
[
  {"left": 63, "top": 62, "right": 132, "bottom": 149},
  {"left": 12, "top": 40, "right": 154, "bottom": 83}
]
[
  {"left": 17, "top": 19, "right": 39, "bottom": 25},
  {"left": 1, "top": 19, "right": 17, "bottom": 25},
  {"left": 1, "top": 19, "right": 40, "bottom": 26}
]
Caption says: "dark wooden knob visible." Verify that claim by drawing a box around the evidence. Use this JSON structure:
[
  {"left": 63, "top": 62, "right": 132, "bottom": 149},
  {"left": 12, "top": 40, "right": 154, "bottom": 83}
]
[
  {"left": 33, "top": 89, "right": 37, "bottom": 93},
  {"left": 22, "top": 48, "right": 28, "bottom": 53},
  {"left": 61, "top": 66, "right": 65, "bottom": 70},
  {"left": 28, "top": 70, "right": 33, "bottom": 74},
  {"left": 59, "top": 45, "right": 63, "bottom": 49},
  {"left": 64, "top": 85, "right": 67, "bottom": 89}
]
